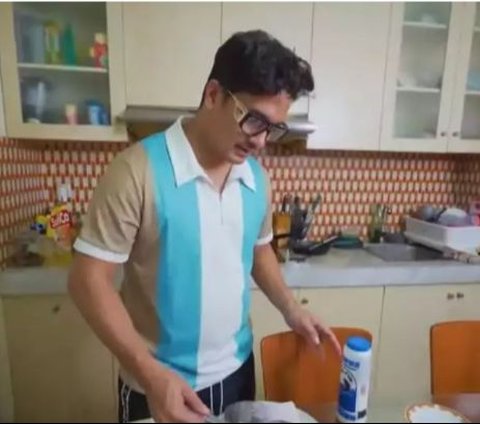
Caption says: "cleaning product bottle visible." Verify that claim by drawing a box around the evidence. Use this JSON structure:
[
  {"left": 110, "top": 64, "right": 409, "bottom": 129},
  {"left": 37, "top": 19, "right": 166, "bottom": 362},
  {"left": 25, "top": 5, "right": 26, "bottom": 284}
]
[
  {"left": 368, "top": 204, "right": 386, "bottom": 243},
  {"left": 337, "top": 337, "right": 372, "bottom": 424},
  {"left": 44, "top": 21, "right": 61, "bottom": 64},
  {"left": 62, "top": 23, "right": 76, "bottom": 65}
]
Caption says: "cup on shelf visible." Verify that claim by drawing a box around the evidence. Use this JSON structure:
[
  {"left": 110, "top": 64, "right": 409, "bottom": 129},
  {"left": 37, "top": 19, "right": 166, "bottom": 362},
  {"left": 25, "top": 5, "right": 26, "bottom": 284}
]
[
  {"left": 86, "top": 101, "right": 108, "bottom": 126},
  {"left": 420, "top": 14, "right": 438, "bottom": 24},
  {"left": 65, "top": 104, "right": 78, "bottom": 125},
  {"left": 397, "top": 73, "right": 417, "bottom": 87}
]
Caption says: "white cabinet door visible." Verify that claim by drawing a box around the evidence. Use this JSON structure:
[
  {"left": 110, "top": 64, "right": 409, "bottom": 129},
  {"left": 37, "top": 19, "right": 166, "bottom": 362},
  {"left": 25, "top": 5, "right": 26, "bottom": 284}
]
[
  {"left": 448, "top": 283, "right": 480, "bottom": 320},
  {"left": 297, "top": 287, "right": 384, "bottom": 395},
  {"left": 381, "top": 3, "right": 464, "bottom": 153},
  {"left": 308, "top": 3, "right": 391, "bottom": 150},
  {"left": 250, "top": 288, "right": 299, "bottom": 400},
  {"left": 375, "top": 284, "right": 480, "bottom": 403},
  {"left": 3, "top": 295, "right": 116, "bottom": 423},
  {"left": 221, "top": 2, "right": 313, "bottom": 115},
  {"left": 0, "top": 53, "right": 5, "bottom": 137},
  {"left": 0, "top": 299, "right": 14, "bottom": 423},
  {"left": 448, "top": 3, "right": 480, "bottom": 153},
  {"left": 124, "top": 3, "right": 221, "bottom": 108}
]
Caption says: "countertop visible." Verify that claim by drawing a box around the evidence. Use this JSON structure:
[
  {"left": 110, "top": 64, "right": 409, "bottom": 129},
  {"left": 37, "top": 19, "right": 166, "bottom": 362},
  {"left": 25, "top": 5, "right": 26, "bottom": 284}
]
[{"left": 1, "top": 248, "right": 479, "bottom": 296}]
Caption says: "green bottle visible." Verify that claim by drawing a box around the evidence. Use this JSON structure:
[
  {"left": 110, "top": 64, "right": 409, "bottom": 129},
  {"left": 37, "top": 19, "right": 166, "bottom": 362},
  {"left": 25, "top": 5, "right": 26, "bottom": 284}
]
[{"left": 62, "top": 23, "right": 76, "bottom": 65}]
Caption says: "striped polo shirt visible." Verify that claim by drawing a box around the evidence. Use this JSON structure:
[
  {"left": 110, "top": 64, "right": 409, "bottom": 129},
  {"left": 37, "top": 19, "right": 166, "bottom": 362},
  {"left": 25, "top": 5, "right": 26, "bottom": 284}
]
[{"left": 74, "top": 118, "right": 273, "bottom": 392}]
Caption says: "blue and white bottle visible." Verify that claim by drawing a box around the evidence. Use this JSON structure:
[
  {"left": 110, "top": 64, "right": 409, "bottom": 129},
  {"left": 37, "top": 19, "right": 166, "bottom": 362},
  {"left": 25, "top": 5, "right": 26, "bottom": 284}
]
[{"left": 337, "top": 336, "right": 372, "bottom": 423}]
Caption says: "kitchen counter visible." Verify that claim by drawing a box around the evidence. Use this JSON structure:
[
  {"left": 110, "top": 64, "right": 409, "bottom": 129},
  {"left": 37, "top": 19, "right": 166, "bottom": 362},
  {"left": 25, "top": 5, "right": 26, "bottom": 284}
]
[
  {"left": 1, "top": 248, "right": 479, "bottom": 296},
  {"left": 282, "top": 248, "right": 480, "bottom": 288}
]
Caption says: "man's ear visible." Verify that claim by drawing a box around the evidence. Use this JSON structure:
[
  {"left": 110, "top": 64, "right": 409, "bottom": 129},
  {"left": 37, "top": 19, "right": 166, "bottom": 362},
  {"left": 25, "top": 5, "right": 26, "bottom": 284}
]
[{"left": 202, "top": 79, "right": 223, "bottom": 110}]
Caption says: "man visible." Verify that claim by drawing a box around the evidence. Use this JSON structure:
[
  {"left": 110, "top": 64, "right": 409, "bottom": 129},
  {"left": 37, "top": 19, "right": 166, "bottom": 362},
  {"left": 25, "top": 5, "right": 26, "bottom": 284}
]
[{"left": 68, "top": 30, "right": 341, "bottom": 423}]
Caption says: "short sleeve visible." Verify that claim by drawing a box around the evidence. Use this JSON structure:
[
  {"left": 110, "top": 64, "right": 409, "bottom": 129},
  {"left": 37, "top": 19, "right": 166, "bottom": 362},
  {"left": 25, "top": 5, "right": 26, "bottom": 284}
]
[{"left": 73, "top": 145, "right": 146, "bottom": 263}]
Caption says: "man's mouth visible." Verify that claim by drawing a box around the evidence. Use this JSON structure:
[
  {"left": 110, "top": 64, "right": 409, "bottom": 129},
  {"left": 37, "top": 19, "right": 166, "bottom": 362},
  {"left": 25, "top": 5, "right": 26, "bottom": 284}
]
[{"left": 235, "top": 145, "right": 250, "bottom": 156}]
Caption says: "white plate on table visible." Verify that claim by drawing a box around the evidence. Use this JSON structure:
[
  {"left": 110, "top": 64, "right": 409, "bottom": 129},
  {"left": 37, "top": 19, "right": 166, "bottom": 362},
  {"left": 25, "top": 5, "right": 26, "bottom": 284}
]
[{"left": 405, "top": 403, "right": 471, "bottom": 423}]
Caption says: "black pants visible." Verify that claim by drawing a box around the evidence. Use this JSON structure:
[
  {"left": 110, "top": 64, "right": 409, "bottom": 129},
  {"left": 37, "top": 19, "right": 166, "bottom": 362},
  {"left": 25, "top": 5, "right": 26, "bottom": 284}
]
[{"left": 118, "top": 355, "right": 255, "bottom": 422}]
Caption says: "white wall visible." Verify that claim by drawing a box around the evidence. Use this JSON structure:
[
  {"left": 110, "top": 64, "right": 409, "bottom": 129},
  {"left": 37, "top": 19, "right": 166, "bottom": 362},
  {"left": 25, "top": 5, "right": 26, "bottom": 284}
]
[{"left": 0, "top": 299, "right": 14, "bottom": 423}]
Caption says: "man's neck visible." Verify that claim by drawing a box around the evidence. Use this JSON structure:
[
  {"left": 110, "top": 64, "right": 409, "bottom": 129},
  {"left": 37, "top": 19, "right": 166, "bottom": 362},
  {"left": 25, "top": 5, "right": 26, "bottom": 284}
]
[{"left": 182, "top": 117, "right": 232, "bottom": 192}]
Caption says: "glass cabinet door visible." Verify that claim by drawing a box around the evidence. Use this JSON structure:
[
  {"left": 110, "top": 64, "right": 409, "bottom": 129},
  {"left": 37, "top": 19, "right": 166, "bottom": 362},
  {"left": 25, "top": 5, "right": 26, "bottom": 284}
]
[
  {"left": 460, "top": 3, "right": 480, "bottom": 140},
  {"left": 382, "top": 2, "right": 462, "bottom": 152},
  {"left": 12, "top": 2, "right": 111, "bottom": 126},
  {"left": 395, "top": 3, "right": 451, "bottom": 139}
]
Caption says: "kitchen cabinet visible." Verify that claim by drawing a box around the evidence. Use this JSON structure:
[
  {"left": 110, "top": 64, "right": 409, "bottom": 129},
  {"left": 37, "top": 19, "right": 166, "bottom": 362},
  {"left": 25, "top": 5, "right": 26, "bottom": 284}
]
[
  {"left": 448, "top": 3, "right": 480, "bottom": 153},
  {"left": 375, "top": 284, "right": 480, "bottom": 402},
  {"left": 0, "top": 2, "right": 126, "bottom": 141},
  {"left": 3, "top": 295, "right": 116, "bottom": 422},
  {"left": 0, "top": 299, "right": 14, "bottom": 423},
  {"left": 124, "top": 2, "right": 221, "bottom": 109},
  {"left": 0, "top": 54, "right": 5, "bottom": 138},
  {"left": 308, "top": 3, "right": 391, "bottom": 150},
  {"left": 250, "top": 288, "right": 299, "bottom": 399},
  {"left": 221, "top": 2, "right": 313, "bottom": 116},
  {"left": 297, "top": 287, "right": 384, "bottom": 394},
  {"left": 381, "top": 2, "right": 480, "bottom": 153}
]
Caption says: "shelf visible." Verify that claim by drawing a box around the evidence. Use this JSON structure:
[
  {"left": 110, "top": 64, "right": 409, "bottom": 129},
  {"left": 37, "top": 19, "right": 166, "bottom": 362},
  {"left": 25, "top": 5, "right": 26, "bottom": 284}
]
[
  {"left": 403, "top": 21, "right": 448, "bottom": 30},
  {"left": 17, "top": 63, "right": 108, "bottom": 74},
  {"left": 466, "top": 90, "right": 480, "bottom": 96},
  {"left": 397, "top": 86, "right": 441, "bottom": 94}
]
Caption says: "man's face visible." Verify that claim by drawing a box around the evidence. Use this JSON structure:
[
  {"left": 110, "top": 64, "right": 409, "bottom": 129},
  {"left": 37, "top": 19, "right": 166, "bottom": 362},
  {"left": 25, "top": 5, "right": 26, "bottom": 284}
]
[{"left": 203, "top": 81, "right": 292, "bottom": 164}]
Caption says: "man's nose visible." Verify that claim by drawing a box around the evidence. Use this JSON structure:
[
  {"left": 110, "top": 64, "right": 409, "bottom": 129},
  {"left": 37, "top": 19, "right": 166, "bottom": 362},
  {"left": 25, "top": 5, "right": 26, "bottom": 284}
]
[{"left": 248, "top": 131, "right": 268, "bottom": 150}]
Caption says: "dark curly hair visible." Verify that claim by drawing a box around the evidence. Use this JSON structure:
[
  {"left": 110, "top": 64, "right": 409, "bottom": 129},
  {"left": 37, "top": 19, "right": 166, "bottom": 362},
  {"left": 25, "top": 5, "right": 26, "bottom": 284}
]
[{"left": 206, "top": 30, "right": 314, "bottom": 101}]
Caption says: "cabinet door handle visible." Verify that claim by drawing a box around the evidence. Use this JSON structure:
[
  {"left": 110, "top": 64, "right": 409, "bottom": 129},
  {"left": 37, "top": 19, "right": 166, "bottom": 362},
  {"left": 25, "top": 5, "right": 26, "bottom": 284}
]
[
  {"left": 456, "top": 292, "right": 465, "bottom": 299},
  {"left": 447, "top": 293, "right": 455, "bottom": 300},
  {"left": 300, "top": 298, "right": 309, "bottom": 305},
  {"left": 440, "top": 131, "right": 447, "bottom": 137},
  {"left": 452, "top": 131, "right": 460, "bottom": 137},
  {"left": 52, "top": 305, "right": 61, "bottom": 314}
]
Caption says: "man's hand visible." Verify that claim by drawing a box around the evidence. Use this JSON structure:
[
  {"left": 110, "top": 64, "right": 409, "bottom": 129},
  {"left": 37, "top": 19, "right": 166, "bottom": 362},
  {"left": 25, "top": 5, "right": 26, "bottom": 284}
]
[
  {"left": 143, "top": 365, "right": 210, "bottom": 423},
  {"left": 283, "top": 303, "right": 342, "bottom": 357}
]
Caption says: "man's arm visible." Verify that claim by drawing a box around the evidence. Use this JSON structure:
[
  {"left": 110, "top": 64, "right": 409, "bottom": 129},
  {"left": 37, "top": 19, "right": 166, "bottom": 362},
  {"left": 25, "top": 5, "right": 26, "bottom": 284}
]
[
  {"left": 252, "top": 243, "right": 341, "bottom": 356},
  {"left": 68, "top": 253, "right": 209, "bottom": 423}
]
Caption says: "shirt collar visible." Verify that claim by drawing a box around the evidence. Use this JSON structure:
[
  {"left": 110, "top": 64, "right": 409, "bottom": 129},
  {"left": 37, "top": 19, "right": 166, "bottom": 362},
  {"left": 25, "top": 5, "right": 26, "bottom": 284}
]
[{"left": 165, "top": 118, "right": 256, "bottom": 191}]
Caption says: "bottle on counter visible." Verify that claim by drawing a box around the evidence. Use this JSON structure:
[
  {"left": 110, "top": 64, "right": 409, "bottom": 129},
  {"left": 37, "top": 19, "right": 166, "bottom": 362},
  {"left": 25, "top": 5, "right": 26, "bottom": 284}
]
[{"left": 337, "top": 336, "right": 372, "bottom": 424}]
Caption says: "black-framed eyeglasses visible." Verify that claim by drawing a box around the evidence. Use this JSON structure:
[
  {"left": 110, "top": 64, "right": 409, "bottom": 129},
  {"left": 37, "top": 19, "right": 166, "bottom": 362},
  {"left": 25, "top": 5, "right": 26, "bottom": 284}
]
[{"left": 227, "top": 90, "right": 289, "bottom": 142}]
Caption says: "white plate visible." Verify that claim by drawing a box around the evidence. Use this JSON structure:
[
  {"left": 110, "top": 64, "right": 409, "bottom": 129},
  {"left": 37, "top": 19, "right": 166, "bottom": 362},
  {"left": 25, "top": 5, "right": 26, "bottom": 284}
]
[
  {"left": 405, "top": 403, "right": 471, "bottom": 423},
  {"left": 130, "top": 408, "right": 317, "bottom": 423}
]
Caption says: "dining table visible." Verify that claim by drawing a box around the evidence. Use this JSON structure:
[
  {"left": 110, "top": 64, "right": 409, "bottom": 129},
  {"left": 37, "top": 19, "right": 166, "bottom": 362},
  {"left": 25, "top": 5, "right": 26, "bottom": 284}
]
[{"left": 299, "top": 393, "right": 480, "bottom": 423}]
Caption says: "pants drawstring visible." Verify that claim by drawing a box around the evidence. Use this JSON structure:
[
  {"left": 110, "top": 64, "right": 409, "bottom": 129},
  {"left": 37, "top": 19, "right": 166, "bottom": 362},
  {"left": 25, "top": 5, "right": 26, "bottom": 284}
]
[{"left": 209, "top": 385, "right": 214, "bottom": 415}]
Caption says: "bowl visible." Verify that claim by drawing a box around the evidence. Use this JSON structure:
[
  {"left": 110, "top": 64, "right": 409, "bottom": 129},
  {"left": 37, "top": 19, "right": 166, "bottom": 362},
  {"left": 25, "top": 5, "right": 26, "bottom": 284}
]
[{"left": 405, "top": 403, "right": 471, "bottom": 423}]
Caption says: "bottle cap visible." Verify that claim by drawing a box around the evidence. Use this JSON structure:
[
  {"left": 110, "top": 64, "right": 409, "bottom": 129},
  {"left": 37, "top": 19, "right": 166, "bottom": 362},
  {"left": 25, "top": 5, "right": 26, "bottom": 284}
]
[{"left": 347, "top": 336, "right": 371, "bottom": 352}]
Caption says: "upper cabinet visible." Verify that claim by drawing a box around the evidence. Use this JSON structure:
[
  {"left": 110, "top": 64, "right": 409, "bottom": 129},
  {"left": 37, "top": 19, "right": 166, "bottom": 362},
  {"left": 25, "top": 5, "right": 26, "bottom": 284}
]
[
  {"left": 308, "top": 3, "right": 391, "bottom": 150},
  {"left": 0, "top": 2, "right": 126, "bottom": 141},
  {"left": 0, "top": 55, "right": 5, "bottom": 137},
  {"left": 124, "top": 3, "right": 221, "bottom": 109},
  {"left": 448, "top": 3, "right": 480, "bottom": 153},
  {"left": 381, "top": 2, "right": 480, "bottom": 154},
  {"left": 221, "top": 2, "right": 313, "bottom": 116}
]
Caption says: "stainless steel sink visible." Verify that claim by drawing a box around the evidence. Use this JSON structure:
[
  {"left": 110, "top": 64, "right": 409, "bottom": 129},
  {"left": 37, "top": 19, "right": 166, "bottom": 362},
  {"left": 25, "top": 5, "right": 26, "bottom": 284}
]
[{"left": 365, "top": 243, "right": 448, "bottom": 262}]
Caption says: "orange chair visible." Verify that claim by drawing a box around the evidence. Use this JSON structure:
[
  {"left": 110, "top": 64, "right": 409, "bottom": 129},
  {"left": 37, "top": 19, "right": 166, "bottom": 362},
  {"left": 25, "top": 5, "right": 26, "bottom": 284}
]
[
  {"left": 260, "top": 328, "right": 372, "bottom": 405},
  {"left": 430, "top": 321, "right": 480, "bottom": 395}
]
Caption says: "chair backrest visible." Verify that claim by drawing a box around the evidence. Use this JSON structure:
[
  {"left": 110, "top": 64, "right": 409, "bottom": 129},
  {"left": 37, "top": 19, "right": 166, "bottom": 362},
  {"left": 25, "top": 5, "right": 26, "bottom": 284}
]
[
  {"left": 260, "top": 327, "right": 372, "bottom": 405},
  {"left": 430, "top": 321, "right": 480, "bottom": 395}
]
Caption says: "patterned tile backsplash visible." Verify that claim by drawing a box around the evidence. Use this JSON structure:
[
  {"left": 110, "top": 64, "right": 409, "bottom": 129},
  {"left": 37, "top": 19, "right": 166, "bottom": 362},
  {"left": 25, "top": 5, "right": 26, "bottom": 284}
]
[{"left": 1, "top": 136, "right": 480, "bottom": 267}]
